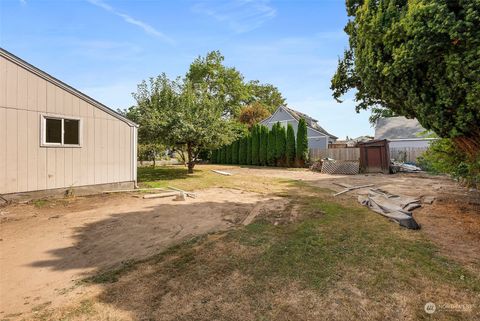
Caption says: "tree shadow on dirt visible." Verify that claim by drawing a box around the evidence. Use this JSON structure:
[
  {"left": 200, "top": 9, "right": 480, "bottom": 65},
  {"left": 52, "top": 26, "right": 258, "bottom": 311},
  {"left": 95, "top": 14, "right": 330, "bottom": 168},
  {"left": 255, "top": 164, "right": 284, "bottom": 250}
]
[{"left": 28, "top": 198, "right": 274, "bottom": 277}]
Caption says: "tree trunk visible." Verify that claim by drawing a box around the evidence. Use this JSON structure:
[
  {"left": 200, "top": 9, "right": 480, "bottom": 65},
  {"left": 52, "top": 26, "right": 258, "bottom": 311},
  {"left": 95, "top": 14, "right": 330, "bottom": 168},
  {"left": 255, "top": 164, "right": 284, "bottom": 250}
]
[
  {"left": 453, "top": 133, "right": 480, "bottom": 159},
  {"left": 187, "top": 143, "right": 195, "bottom": 174}
]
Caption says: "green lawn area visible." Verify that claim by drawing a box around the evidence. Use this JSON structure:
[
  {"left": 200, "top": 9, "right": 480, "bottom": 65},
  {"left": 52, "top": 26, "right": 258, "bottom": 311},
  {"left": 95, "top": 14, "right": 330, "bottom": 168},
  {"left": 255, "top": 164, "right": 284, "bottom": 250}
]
[{"left": 33, "top": 166, "right": 480, "bottom": 321}]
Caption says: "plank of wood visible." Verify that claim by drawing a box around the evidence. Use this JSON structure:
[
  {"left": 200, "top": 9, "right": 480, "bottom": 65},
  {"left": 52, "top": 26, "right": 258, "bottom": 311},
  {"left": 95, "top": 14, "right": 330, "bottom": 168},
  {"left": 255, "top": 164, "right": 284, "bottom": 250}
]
[
  {"left": 334, "top": 184, "right": 375, "bottom": 197},
  {"left": 168, "top": 186, "right": 197, "bottom": 198},
  {"left": 143, "top": 192, "right": 179, "bottom": 199},
  {"left": 103, "top": 187, "right": 170, "bottom": 194},
  {"left": 211, "top": 170, "right": 232, "bottom": 176}
]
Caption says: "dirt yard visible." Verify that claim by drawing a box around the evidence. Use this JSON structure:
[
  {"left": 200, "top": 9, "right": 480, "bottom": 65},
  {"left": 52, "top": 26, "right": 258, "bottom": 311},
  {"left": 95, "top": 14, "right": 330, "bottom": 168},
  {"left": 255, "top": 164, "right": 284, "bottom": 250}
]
[
  {"left": 1, "top": 165, "right": 479, "bottom": 320},
  {"left": 0, "top": 187, "right": 285, "bottom": 318}
]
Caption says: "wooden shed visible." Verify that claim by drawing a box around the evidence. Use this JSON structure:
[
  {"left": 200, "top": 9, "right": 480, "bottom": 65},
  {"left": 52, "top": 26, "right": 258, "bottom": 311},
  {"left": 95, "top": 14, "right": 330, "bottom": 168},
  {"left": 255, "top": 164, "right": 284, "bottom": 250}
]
[
  {"left": 0, "top": 48, "right": 138, "bottom": 199},
  {"left": 358, "top": 139, "right": 390, "bottom": 174}
]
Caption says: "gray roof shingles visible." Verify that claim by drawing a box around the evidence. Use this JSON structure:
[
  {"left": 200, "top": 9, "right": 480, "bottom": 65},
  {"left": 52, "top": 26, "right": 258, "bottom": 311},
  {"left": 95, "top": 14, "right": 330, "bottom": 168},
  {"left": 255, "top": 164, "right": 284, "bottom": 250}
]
[{"left": 375, "top": 116, "right": 429, "bottom": 140}]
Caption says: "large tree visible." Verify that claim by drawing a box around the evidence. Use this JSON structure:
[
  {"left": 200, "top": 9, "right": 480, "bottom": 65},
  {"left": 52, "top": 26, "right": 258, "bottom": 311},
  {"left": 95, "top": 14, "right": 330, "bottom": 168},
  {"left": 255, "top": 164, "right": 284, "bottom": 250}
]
[
  {"left": 244, "top": 80, "right": 286, "bottom": 114},
  {"left": 331, "top": 0, "right": 480, "bottom": 155},
  {"left": 132, "top": 74, "right": 238, "bottom": 173},
  {"left": 186, "top": 50, "right": 248, "bottom": 118}
]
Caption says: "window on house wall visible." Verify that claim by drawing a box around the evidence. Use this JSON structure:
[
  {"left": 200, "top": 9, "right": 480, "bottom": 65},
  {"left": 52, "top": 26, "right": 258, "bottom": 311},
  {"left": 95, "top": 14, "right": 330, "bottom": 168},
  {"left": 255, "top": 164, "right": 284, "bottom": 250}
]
[{"left": 42, "top": 115, "right": 81, "bottom": 147}]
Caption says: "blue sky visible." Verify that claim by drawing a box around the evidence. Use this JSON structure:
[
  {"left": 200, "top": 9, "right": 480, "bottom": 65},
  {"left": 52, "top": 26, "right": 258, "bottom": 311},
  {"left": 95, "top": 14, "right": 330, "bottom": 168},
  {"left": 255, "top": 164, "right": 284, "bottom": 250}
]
[{"left": 0, "top": 0, "right": 373, "bottom": 138}]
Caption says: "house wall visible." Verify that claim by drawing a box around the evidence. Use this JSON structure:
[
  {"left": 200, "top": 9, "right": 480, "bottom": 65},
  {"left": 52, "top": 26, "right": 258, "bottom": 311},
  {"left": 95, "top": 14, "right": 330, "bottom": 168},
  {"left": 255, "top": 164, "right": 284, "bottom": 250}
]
[
  {"left": 261, "top": 107, "right": 329, "bottom": 150},
  {"left": 0, "top": 55, "right": 136, "bottom": 194}
]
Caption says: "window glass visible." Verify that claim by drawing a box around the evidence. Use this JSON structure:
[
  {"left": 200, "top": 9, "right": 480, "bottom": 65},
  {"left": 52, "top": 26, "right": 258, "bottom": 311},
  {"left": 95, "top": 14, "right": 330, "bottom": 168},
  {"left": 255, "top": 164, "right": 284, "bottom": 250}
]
[
  {"left": 45, "top": 118, "right": 62, "bottom": 143},
  {"left": 64, "top": 119, "right": 80, "bottom": 145}
]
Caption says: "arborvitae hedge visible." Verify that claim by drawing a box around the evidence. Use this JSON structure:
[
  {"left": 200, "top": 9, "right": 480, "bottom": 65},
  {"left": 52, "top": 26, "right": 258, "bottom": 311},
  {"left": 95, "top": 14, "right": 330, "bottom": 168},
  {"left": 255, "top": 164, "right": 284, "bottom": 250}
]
[
  {"left": 247, "top": 136, "right": 251, "bottom": 165},
  {"left": 286, "top": 123, "right": 296, "bottom": 166},
  {"left": 251, "top": 125, "right": 259, "bottom": 165},
  {"left": 238, "top": 138, "right": 245, "bottom": 165},
  {"left": 232, "top": 140, "right": 239, "bottom": 164},
  {"left": 226, "top": 144, "right": 232, "bottom": 164},
  {"left": 211, "top": 149, "right": 217, "bottom": 164},
  {"left": 296, "top": 118, "right": 309, "bottom": 165},
  {"left": 275, "top": 123, "right": 287, "bottom": 165},
  {"left": 267, "top": 124, "right": 277, "bottom": 166},
  {"left": 217, "top": 148, "right": 222, "bottom": 164},
  {"left": 220, "top": 146, "right": 227, "bottom": 164},
  {"left": 258, "top": 125, "right": 267, "bottom": 166}
]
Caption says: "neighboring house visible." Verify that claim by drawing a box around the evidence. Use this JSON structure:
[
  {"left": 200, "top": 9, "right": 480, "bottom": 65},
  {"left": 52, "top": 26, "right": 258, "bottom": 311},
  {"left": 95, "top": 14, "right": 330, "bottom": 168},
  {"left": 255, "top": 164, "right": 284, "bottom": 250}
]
[
  {"left": 333, "top": 135, "right": 373, "bottom": 148},
  {"left": 375, "top": 116, "right": 435, "bottom": 148},
  {"left": 0, "top": 48, "right": 138, "bottom": 197},
  {"left": 260, "top": 106, "right": 337, "bottom": 150}
]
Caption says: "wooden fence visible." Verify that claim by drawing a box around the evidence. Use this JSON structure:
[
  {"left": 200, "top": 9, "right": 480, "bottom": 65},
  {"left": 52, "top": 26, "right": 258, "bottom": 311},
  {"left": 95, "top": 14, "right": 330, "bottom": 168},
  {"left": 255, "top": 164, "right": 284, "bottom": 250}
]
[
  {"left": 389, "top": 147, "right": 428, "bottom": 163},
  {"left": 309, "top": 148, "right": 360, "bottom": 161}
]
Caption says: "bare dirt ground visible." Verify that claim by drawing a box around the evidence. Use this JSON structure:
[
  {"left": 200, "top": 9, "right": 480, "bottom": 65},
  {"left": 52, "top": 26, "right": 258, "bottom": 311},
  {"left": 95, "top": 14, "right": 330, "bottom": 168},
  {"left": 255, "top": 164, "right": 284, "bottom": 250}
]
[{"left": 0, "top": 188, "right": 285, "bottom": 318}]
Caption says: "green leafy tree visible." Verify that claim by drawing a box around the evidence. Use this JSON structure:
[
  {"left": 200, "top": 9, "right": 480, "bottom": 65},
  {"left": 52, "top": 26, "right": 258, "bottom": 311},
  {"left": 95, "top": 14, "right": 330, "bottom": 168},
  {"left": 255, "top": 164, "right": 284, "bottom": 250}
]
[
  {"left": 331, "top": 0, "right": 480, "bottom": 156},
  {"left": 186, "top": 51, "right": 247, "bottom": 118},
  {"left": 132, "top": 73, "right": 239, "bottom": 173},
  {"left": 296, "top": 118, "right": 308, "bottom": 165},
  {"left": 286, "top": 124, "right": 296, "bottom": 167},
  {"left": 267, "top": 124, "right": 277, "bottom": 166},
  {"left": 245, "top": 80, "right": 286, "bottom": 114},
  {"left": 275, "top": 123, "right": 287, "bottom": 166}
]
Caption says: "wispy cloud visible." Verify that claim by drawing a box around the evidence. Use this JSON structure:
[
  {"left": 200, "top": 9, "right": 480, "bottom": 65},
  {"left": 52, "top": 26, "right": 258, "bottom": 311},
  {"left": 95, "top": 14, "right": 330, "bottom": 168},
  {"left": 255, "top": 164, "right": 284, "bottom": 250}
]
[
  {"left": 19, "top": 0, "right": 27, "bottom": 6},
  {"left": 192, "top": 0, "right": 276, "bottom": 33},
  {"left": 86, "top": 0, "right": 174, "bottom": 44}
]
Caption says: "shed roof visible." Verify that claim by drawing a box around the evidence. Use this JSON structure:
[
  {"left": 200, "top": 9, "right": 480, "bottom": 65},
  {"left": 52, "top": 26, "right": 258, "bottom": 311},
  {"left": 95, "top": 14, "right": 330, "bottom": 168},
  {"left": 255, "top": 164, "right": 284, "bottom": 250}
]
[
  {"left": 375, "top": 116, "right": 429, "bottom": 140},
  {"left": 0, "top": 47, "right": 138, "bottom": 127}
]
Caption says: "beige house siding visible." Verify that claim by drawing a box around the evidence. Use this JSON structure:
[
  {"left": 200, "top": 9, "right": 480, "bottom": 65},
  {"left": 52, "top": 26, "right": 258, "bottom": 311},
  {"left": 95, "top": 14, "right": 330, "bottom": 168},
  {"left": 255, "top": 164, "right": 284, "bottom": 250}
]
[{"left": 0, "top": 51, "right": 137, "bottom": 195}]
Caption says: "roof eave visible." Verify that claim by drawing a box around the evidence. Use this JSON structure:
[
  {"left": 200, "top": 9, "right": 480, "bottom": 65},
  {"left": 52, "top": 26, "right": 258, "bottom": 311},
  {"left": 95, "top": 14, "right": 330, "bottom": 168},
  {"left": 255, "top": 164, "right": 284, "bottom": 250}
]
[{"left": 0, "top": 47, "right": 139, "bottom": 128}]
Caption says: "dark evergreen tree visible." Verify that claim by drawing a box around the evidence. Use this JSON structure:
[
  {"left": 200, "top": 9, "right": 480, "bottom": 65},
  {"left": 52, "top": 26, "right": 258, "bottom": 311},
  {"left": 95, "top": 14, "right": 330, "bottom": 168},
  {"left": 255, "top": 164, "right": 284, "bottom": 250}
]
[
  {"left": 246, "top": 134, "right": 252, "bottom": 165},
  {"left": 267, "top": 124, "right": 277, "bottom": 166},
  {"left": 232, "top": 140, "right": 239, "bottom": 164},
  {"left": 259, "top": 126, "right": 268, "bottom": 166},
  {"left": 220, "top": 146, "right": 226, "bottom": 164},
  {"left": 251, "top": 125, "right": 260, "bottom": 165},
  {"left": 275, "top": 123, "right": 287, "bottom": 166},
  {"left": 211, "top": 149, "right": 218, "bottom": 164},
  {"left": 238, "top": 138, "right": 246, "bottom": 165},
  {"left": 296, "top": 118, "right": 308, "bottom": 165},
  {"left": 286, "top": 124, "right": 296, "bottom": 167},
  {"left": 226, "top": 144, "right": 232, "bottom": 164}
]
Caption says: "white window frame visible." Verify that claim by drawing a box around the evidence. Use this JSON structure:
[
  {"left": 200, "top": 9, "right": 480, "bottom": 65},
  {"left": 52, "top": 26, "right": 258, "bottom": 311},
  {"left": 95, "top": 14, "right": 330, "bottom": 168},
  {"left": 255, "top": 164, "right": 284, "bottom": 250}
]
[{"left": 40, "top": 114, "right": 83, "bottom": 148}]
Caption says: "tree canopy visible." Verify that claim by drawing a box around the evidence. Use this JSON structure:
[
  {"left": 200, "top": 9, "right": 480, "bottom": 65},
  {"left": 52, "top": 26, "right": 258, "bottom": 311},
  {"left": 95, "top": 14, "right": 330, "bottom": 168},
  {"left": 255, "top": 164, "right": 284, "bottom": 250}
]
[{"left": 331, "top": 0, "right": 480, "bottom": 154}]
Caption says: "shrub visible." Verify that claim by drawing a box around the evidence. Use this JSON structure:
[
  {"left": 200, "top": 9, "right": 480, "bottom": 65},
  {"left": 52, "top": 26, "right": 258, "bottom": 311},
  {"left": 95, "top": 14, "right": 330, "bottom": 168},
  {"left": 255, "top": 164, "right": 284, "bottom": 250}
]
[
  {"left": 211, "top": 149, "right": 218, "bottom": 164},
  {"left": 296, "top": 118, "right": 308, "bottom": 165},
  {"left": 286, "top": 123, "right": 296, "bottom": 166},
  {"left": 418, "top": 138, "right": 480, "bottom": 188}
]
